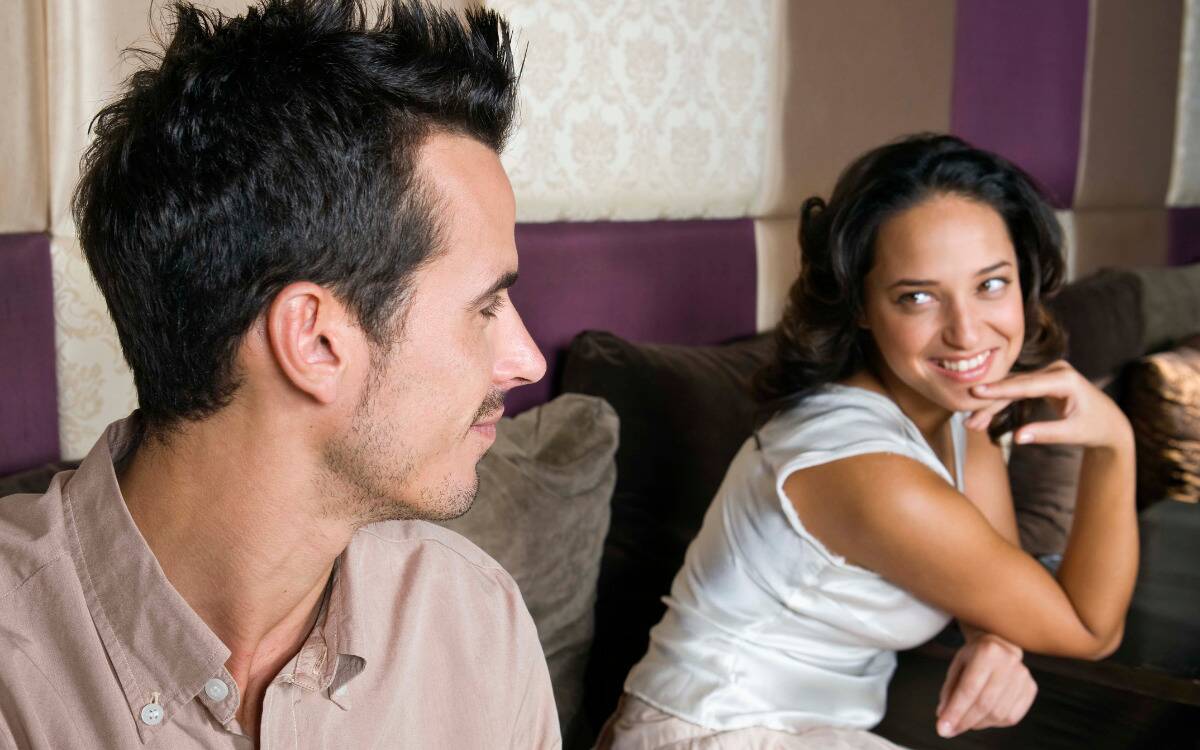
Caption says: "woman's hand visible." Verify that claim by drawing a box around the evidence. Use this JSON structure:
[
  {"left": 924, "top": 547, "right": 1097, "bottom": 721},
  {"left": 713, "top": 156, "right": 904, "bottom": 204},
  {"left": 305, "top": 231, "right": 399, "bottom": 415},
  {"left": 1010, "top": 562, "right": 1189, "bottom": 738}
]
[
  {"left": 935, "top": 632, "right": 1037, "bottom": 738},
  {"left": 963, "top": 360, "right": 1132, "bottom": 451}
]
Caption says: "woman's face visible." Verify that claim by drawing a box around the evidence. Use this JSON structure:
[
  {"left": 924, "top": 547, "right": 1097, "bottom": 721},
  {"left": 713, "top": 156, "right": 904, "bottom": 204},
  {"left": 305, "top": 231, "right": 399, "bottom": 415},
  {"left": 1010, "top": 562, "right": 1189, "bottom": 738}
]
[{"left": 861, "top": 192, "right": 1025, "bottom": 414}]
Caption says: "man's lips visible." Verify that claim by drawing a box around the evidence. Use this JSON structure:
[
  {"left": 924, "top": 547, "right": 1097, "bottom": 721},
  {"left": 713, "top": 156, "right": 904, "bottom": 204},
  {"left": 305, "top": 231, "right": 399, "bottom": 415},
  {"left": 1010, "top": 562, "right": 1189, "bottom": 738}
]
[{"left": 469, "top": 411, "right": 504, "bottom": 438}]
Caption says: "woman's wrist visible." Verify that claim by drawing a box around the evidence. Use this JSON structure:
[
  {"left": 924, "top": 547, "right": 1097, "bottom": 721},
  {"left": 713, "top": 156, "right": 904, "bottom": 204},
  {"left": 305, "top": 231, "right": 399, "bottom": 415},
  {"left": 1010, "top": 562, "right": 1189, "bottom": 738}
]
[{"left": 1085, "top": 412, "right": 1134, "bottom": 455}]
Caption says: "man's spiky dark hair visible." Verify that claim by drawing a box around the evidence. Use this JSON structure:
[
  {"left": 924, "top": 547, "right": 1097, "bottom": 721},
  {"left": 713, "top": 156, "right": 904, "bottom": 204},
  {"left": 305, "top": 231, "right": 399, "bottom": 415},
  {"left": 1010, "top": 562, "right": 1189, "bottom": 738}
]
[{"left": 73, "top": 0, "right": 518, "bottom": 434}]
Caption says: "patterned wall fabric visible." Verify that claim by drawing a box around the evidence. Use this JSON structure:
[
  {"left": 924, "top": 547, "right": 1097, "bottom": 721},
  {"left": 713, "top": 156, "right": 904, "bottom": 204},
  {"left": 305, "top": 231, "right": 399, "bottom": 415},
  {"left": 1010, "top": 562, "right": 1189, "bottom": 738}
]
[
  {"left": 2, "top": 0, "right": 1199, "bottom": 458},
  {"left": 46, "top": 0, "right": 258, "bottom": 238},
  {"left": 488, "top": 0, "right": 773, "bottom": 222},
  {"left": 42, "top": 0, "right": 255, "bottom": 458},
  {"left": 50, "top": 236, "right": 138, "bottom": 458}
]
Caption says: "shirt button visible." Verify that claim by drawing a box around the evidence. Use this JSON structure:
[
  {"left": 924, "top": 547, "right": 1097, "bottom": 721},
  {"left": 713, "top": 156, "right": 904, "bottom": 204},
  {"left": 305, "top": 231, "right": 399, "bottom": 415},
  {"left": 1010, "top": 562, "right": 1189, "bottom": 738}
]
[
  {"left": 333, "top": 685, "right": 348, "bottom": 698},
  {"left": 140, "top": 702, "right": 164, "bottom": 726},
  {"left": 204, "top": 678, "right": 230, "bottom": 702}
]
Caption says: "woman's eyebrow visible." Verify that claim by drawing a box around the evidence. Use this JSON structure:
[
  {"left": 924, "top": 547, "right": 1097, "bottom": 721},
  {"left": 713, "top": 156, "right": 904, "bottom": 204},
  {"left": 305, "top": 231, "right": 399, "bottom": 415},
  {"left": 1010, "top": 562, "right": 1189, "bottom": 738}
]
[
  {"left": 888, "top": 277, "right": 935, "bottom": 289},
  {"left": 887, "top": 260, "right": 1013, "bottom": 290},
  {"left": 975, "top": 260, "right": 1013, "bottom": 276}
]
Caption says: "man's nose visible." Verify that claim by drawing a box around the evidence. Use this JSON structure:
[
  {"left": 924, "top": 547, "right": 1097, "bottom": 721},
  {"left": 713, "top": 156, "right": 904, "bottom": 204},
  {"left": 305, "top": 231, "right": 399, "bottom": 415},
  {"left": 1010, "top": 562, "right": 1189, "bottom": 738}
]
[{"left": 494, "top": 306, "right": 546, "bottom": 388}]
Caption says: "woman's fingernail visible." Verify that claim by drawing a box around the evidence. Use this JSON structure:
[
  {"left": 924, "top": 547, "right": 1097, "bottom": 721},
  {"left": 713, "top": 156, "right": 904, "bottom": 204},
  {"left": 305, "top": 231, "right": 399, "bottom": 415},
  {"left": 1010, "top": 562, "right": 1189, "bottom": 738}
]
[
  {"left": 937, "top": 721, "right": 954, "bottom": 737},
  {"left": 975, "top": 384, "right": 988, "bottom": 393},
  {"left": 1016, "top": 432, "right": 1032, "bottom": 444}
]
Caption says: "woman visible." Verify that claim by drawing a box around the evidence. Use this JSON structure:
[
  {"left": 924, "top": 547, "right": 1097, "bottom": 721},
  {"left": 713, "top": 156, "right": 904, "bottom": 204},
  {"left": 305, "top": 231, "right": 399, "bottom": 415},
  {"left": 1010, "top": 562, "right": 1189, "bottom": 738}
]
[{"left": 599, "top": 134, "right": 1137, "bottom": 749}]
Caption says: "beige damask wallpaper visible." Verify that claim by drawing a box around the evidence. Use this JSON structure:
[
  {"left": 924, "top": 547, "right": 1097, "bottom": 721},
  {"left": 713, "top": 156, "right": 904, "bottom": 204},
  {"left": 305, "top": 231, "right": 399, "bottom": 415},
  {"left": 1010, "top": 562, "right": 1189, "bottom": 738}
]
[
  {"left": 489, "top": 0, "right": 773, "bottom": 222},
  {"left": 51, "top": 236, "right": 138, "bottom": 458},
  {"left": 46, "top": 0, "right": 252, "bottom": 457}
]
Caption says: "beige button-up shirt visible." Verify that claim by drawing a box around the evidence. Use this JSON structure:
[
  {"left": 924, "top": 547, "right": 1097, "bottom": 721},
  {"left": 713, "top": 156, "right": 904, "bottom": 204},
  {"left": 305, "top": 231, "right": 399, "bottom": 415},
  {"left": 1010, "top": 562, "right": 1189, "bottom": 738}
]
[{"left": 0, "top": 417, "right": 561, "bottom": 748}]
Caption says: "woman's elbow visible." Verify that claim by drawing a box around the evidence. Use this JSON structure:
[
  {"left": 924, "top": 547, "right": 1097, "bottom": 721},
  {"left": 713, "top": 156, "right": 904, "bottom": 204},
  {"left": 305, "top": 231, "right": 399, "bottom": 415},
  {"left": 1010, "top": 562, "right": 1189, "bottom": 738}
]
[
  {"left": 1087, "top": 624, "right": 1125, "bottom": 661},
  {"left": 1035, "top": 622, "right": 1124, "bottom": 661},
  {"left": 1062, "top": 624, "right": 1124, "bottom": 661}
]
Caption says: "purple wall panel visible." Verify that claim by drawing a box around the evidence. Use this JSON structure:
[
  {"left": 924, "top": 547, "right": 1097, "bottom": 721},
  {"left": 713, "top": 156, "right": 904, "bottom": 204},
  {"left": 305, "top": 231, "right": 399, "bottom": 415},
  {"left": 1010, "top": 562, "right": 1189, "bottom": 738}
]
[
  {"left": 0, "top": 233, "right": 59, "bottom": 475},
  {"left": 506, "top": 219, "right": 757, "bottom": 414},
  {"left": 950, "top": 0, "right": 1089, "bottom": 208},
  {"left": 1168, "top": 208, "right": 1200, "bottom": 266}
]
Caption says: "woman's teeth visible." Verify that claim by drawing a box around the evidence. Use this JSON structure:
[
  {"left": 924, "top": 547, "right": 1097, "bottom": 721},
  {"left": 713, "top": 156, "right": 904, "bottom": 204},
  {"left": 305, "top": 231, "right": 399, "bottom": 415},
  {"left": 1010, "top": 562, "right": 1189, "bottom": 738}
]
[{"left": 938, "top": 351, "right": 989, "bottom": 371}]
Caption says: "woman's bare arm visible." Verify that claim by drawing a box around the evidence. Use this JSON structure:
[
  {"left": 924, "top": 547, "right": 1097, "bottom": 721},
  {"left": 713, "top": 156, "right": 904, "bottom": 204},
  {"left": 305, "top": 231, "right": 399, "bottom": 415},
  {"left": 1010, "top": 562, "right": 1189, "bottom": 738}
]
[{"left": 784, "top": 362, "right": 1137, "bottom": 660}]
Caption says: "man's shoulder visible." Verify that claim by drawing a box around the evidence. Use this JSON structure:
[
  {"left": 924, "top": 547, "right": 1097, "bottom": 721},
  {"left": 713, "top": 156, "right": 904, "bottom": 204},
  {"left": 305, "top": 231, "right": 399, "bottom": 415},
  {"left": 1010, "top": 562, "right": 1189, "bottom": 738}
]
[
  {"left": 0, "top": 475, "right": 73, "bottom": 601},
  {"left": 346, "top": 521, "right": 534, "bottom": 643},
  {"left": 351, "top": 519, "right": 514, "bottom": 585}
]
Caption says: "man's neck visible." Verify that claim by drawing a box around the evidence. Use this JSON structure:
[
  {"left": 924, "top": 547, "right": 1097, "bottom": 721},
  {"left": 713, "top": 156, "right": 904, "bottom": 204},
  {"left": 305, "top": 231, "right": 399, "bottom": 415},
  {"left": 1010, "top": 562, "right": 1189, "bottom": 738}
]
[{"left": 117, "top": 410, "right": 355, "bottom": 738}]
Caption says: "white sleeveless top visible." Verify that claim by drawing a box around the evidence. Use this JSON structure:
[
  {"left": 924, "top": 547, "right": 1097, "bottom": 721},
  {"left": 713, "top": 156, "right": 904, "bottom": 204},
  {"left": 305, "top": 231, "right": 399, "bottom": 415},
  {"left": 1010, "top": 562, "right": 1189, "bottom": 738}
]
[{"left": 624, "top": 384, "right": 963, "bottom": 733}]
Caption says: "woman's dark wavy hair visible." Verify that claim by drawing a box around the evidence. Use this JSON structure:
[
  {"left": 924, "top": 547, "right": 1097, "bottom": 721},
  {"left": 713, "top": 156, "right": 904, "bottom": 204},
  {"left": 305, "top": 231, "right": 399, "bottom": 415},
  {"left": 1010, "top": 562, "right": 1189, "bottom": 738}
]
[
  {"left": 73, "top": 0, "right": 518, "bottom": 438},
  {"left": 756, "top": 133, "right": 1066, "bottom": 441}
]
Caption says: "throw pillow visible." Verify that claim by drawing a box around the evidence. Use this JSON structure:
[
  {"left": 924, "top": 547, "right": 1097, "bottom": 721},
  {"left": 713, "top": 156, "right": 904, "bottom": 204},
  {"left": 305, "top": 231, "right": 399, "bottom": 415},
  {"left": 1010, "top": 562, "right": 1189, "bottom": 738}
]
[
  {"left": 560, "top": 330, "right": 773, "bottom": 736},
  {"left": 1125, "top": 336, "right": 1200, "bottom": 507},
  {"left": 439, "top": 393, "right": 618, "bottom": 745},
  {"left": 0, "top": 460, "right": 79, "bottom": 497}
]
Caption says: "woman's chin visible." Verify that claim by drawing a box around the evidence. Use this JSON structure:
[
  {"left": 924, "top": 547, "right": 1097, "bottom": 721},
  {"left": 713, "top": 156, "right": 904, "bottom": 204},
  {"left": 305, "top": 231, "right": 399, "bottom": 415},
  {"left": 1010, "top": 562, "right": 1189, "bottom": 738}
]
[{"left": 921, "top": 379, "right": 994, "bottom": 414}]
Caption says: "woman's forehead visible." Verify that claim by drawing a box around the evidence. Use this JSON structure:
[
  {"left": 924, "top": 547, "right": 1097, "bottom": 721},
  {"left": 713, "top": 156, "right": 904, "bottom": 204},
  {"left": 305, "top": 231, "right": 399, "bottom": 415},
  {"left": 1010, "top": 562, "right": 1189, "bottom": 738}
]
[{"left": 871, "top": 195, "right": 1014, "bottom": 279}]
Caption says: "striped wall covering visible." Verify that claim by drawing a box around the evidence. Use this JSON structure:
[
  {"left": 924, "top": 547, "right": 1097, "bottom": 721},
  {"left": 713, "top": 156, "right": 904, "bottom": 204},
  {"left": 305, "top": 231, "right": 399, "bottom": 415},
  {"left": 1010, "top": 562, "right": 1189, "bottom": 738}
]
[{"left": 1, "top": 0, "right": 1197, "bottom": 462}]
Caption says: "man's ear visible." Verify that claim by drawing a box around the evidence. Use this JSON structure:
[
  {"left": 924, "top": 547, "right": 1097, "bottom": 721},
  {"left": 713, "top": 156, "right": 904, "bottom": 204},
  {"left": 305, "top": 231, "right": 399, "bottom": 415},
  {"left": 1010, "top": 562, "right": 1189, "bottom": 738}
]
[{"left": 265, "top": 282, "right": 354, "bottom": 405}]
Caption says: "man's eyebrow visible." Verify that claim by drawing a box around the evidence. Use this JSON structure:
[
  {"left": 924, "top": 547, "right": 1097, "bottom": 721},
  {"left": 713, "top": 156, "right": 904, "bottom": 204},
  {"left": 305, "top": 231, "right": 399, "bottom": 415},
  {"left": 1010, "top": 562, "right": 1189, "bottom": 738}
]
[
  {"left": 887, "top": 260, "right": 1013, "bottom": 290},
  {"left": 468, "top": 270, "right": 519, "bottom": 308}
]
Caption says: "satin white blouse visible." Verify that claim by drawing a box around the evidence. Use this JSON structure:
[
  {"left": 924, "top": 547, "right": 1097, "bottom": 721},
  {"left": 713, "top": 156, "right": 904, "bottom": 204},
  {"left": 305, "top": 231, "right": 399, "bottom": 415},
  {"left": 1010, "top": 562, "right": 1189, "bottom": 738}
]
[{"left": 624, "top": 385, "right": 964, "bottom": 733}]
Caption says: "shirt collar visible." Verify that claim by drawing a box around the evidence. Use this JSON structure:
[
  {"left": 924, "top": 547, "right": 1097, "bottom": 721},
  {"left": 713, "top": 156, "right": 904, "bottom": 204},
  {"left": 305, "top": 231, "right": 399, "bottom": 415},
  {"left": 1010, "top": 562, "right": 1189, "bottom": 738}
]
[
  {"left": 63, "top": 414, "right": 378, "bottom": 739},
  {"left": 62, "top": 414, "right": 230, "bottom": 743}
]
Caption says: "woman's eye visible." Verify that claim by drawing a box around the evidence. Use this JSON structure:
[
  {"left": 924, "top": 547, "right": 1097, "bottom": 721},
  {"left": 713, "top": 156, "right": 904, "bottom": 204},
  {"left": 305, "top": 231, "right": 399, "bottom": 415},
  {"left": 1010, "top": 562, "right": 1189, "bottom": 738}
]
[
  {"left": 898, "top": 291, "right": 933, "bottom": 306},
  {"left": 980, "top": 277, "right": 1010, "bottom": 294}
]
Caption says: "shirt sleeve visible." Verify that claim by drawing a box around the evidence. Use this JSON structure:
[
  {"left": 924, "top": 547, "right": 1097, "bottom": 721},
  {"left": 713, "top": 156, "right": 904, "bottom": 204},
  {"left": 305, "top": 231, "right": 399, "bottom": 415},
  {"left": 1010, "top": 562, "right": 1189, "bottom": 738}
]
[{"left": 508, "top": 604, "right": 562, "bottom": 750}]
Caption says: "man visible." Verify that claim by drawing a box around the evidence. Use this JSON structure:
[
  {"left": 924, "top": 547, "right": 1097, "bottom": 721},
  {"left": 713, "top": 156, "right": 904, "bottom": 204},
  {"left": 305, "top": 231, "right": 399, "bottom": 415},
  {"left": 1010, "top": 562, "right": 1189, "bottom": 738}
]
[{"left": 0, "top": 1, "right": 558, "bottom": 747}]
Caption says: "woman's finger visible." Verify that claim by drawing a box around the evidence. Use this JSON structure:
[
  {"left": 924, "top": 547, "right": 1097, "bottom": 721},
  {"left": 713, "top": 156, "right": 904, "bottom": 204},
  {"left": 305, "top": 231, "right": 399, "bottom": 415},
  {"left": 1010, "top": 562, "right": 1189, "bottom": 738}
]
[
  {"left": 965, "top": 399, "right": 1011, "bottom": 431},
  {"left": 971, "top": 366, "right": 1079, "bottom": 402},
  {"left": 937, "top": 649, "right": 967, "bottom": 716},
  {"left": 1008, "top": 679, "right": 1039, "bottom": 725},
  {"left": 954, "top": 673, "right": 1006, "bottom": 733},
  {"left": 1014, "top": 417, "right": 1081, "bottom": 445},
  {"left": 937, "top": 656, "right": 991, "bottom": 737},
  {"left": 979, "top": 667, "right": 1030, "bottom": 729}
]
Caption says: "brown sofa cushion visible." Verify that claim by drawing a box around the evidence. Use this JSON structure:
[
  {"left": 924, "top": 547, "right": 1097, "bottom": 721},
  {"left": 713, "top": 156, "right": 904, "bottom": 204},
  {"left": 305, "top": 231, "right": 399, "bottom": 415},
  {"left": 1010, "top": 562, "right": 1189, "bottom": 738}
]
[
  {"left": 1009, "top": 268, "right": 1140, "bottom": 557},
  {"left": 440, "top": 393, "right": 618, "bottom": 744},
  {"left": 1126, "top": 336, "right": 1200, "bottom": 507},
  {"left": 560, "top": 330, "right": 774, "bottom": 736},
  {"left": 1010, "top": 439, "right": 1083, "bottom": 558}
]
